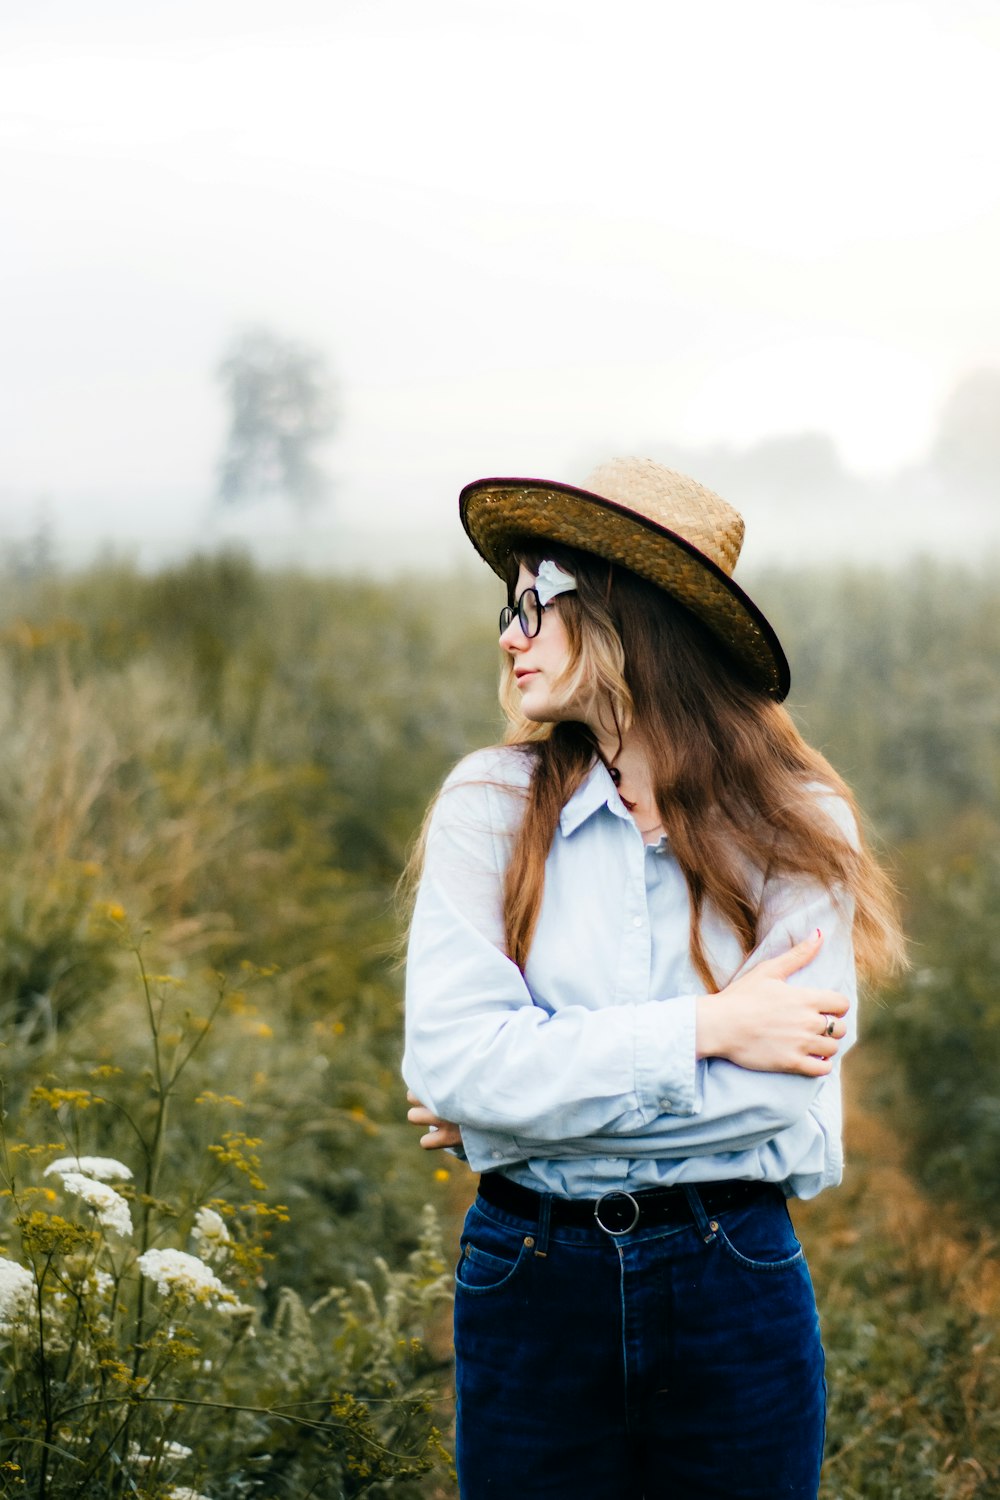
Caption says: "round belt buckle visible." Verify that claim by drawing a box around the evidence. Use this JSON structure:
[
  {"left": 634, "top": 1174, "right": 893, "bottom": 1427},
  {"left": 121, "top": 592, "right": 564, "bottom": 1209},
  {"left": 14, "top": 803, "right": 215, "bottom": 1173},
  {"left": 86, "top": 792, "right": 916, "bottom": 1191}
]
[{"left": 594, "top": 1190, "right": 641, "bottom": 1236}]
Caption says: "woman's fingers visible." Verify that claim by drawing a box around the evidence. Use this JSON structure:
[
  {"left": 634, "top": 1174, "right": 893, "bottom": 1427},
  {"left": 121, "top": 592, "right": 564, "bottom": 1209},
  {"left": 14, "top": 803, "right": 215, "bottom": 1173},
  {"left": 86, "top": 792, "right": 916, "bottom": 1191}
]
[
  {"left": 799, "top": 1052, "right": 836, "bottom": 1076},
  {"left": 794, "top": 992, "right": 852, "bottom": 1070},
  {"left": 789, "top": 989, "right": 849, "bottom": 1044},
  {"left": 434, "top": 1128, "right": 461, "bottom": 1149},
  {"left": 416, "top": 1120, "right": 462, "bottom": 1149},
  {"left": 406, "top": 1097, "right": 462, "bottom": 1149},
  {"left": 816, "top": 1010, "right": 848, "bottom": 1042}
]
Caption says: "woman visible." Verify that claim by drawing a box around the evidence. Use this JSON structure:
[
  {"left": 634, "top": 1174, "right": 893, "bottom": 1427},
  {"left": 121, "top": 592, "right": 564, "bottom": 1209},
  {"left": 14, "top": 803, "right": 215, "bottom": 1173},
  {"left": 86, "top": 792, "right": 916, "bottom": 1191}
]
[{"left": 403, "top": 458, "right": 904, "bottom": 1500}]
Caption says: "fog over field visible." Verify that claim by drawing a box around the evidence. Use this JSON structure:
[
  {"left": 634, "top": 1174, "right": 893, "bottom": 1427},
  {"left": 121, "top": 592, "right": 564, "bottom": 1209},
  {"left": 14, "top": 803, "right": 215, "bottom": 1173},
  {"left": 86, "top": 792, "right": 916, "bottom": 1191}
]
[{"left": 2, "top": 0, "right": 998, "bottom": 572}]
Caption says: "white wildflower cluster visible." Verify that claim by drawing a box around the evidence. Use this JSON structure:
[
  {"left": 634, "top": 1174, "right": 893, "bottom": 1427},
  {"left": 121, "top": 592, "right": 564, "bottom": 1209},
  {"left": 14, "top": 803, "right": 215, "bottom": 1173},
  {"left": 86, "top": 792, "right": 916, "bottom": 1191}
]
[
  {"left": 137, "top": 1248, "right": 231, "bottom": 1306},
  {"left": 167, "top": 1488, "right": 213, "bottom": 1500},
  {"left": 191, "top": 1206, "right": 231, "bottom": 1265},
  {"left": 0, "top": 1256, "right": 35, "bottom": 1332},
  {"left": 45, "top": 1156, "right": 133, "bottom": 1183},
  {"left": 59, "top": 1172, "right": 133, "bottom": 1238}
]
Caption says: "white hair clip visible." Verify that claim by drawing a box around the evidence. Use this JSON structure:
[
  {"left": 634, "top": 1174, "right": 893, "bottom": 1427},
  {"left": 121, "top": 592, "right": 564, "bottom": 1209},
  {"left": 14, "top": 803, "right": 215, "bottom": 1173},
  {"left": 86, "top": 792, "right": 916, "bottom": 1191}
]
[{"left": 535, "top": 559, "right": 577, "bottom": 607}]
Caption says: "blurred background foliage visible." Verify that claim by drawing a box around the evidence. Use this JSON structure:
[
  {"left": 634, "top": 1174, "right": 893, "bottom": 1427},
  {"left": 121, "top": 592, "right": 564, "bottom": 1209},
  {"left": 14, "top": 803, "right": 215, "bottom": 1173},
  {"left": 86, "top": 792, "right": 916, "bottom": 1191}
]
[{"left": 0, "top": 551, "right": 997, "bottom": 1494}]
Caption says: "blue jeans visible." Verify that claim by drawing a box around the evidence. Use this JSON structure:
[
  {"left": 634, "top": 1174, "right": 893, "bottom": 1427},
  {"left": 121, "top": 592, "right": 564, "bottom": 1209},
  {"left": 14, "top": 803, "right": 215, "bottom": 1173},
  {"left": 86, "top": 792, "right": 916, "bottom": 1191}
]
[{"left": 453, "top": 1183, "right": 826, "bottom": 1499}]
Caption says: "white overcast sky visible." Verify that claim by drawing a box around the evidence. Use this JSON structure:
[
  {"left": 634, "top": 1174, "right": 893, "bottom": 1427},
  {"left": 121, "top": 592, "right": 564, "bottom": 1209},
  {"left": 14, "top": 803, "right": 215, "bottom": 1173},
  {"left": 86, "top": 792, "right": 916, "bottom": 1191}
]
[{"left": 2, "top": 0, "right": 999, "bottom": 569}]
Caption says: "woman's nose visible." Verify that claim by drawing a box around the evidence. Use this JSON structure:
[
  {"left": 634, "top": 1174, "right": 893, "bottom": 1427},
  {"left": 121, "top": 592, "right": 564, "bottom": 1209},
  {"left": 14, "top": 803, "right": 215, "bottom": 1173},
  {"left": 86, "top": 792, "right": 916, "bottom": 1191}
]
[{"left": 500, "top": 617, "right": 528, "bottom": 652}]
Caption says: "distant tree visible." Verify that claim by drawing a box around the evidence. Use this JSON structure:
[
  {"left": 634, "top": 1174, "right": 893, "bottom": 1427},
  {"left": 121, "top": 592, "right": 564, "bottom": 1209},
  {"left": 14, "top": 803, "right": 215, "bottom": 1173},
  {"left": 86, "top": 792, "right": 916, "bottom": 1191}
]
[
  {"left": 930, "top": 367, "right": 1000, "bottom": 493},
  {"left": 215, "top": 327, "right": 337, "bottom": 509}
]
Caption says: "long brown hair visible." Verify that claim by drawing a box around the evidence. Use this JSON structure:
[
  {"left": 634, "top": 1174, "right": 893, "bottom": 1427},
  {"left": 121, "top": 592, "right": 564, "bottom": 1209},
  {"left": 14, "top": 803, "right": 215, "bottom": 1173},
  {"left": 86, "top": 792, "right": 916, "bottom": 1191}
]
[{"left": 500, "top": 541, "right": 906, "bottom": 990}]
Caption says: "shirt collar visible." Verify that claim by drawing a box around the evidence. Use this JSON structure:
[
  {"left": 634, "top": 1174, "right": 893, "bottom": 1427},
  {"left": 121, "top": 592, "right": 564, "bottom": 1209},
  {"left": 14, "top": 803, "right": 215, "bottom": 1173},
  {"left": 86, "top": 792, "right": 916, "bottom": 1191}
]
[{"left": 559, "top": 758, "right": 632, "bottom": 836}]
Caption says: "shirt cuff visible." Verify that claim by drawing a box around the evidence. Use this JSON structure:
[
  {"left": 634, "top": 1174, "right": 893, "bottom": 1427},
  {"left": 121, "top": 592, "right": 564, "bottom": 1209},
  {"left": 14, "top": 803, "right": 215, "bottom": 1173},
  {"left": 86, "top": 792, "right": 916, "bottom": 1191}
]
[{"left": 633, "top": 994, "right": 698, "bottom": 1120}]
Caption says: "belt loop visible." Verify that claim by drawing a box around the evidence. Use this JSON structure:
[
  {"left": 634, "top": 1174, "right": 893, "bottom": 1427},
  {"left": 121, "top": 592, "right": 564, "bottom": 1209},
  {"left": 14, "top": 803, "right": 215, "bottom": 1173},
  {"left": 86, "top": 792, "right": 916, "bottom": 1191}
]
[
  {"left": 534, "top": 1192, "right": 552, "bottom": 1258},
  {"left": 683, "top": 1185, "right": 717, "bottom": 1244}
]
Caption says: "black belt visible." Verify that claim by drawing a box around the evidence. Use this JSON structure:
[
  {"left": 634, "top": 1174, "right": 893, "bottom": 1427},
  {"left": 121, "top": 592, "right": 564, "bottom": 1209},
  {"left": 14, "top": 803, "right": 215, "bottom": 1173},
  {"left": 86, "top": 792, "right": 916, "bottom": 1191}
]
[{"left": 478, "top": 1171, "right": 778, "bottom": 1236}]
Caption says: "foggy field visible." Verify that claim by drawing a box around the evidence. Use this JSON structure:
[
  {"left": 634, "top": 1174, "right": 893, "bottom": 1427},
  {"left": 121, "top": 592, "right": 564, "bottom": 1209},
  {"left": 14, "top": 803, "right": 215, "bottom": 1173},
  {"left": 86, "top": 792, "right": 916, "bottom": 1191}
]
[{"left": 0, "top": 555, "right": 997, "bottom": 1497}]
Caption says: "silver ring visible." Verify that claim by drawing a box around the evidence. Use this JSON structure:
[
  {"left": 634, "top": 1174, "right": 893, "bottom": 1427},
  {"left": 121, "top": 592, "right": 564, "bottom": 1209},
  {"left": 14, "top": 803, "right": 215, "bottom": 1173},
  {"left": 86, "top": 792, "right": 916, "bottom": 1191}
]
[
  {"left": 822, "top": 1014, "right": 836, "bottom": 1038},
  {"left": 594, "top": 1190, "right": 640, "bottom": 1236}
]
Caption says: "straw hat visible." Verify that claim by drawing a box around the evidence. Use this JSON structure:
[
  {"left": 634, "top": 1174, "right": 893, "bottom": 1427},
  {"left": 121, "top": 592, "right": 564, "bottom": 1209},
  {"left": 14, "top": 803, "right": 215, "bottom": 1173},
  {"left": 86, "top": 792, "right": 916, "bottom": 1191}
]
[{"left": 459, "top": 457, "right": 790, "bottom": 700}]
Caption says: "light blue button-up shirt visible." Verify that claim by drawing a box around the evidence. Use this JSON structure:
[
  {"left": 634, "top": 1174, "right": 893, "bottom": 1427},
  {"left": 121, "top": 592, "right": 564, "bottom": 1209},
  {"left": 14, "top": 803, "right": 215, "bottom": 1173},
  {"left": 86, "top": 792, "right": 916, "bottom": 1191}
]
[{"left": 403, "top": 745, "right": 857, "bottom": 1200}]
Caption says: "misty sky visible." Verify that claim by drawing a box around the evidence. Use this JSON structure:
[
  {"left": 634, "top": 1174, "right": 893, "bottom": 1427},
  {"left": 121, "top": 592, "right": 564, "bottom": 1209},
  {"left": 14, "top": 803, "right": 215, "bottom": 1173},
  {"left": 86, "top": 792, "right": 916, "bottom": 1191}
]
[{"left": 2, "top": 0, "right": 999, "bottom": 570}]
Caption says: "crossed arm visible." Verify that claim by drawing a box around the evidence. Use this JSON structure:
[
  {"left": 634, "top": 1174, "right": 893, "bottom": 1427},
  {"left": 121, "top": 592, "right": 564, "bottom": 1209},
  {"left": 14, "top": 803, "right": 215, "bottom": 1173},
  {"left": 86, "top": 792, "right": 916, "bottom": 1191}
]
[{"left": 407, "top": 926, "right": 851, "bottom": 1150}]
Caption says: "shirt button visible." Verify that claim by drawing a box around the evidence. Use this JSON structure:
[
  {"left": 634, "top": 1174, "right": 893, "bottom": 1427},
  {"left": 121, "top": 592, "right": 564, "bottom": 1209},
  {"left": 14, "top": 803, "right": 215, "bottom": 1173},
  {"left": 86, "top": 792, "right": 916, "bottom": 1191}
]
[
  {"left": 632, "top": 916, "right": 643, "bottom": 928},
  {"left": 491, "top": 1150, "right": 502, "bottom": 1160}
]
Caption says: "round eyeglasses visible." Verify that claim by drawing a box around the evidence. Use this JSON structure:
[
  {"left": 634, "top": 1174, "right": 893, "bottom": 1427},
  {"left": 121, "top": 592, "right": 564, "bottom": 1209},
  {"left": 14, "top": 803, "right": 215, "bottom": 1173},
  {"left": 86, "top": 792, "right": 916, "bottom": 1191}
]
[{"left": 499, "top": 586, "right": 543, "bottom": 639}]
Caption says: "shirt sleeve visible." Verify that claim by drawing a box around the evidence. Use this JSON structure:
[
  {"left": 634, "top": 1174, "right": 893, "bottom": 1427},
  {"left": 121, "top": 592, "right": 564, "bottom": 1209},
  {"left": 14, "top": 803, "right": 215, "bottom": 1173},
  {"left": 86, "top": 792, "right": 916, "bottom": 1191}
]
[
  {"left": 492, "top": 877, "right": 857, "bottom": 1165},
  {"left": 403, "top": 754, "right": 699, "bottom": 1143}
]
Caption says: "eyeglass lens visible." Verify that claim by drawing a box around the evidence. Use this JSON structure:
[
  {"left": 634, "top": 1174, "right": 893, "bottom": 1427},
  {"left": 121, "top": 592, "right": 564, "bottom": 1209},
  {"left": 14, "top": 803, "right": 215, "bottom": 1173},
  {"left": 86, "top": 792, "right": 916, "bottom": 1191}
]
[{"left": 498, "top": 588, "right": 542, "bottom": 638}]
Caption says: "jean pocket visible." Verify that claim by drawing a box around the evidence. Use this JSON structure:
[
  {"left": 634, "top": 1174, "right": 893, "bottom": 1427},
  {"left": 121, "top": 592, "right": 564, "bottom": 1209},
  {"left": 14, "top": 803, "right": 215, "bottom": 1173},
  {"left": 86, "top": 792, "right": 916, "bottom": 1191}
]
[
  {"left": 455, "top": 1207, "right": 533, "bottom": 1295},
  {"left": 714, "top": 1200, "right": 805, "bottom": 1274}
]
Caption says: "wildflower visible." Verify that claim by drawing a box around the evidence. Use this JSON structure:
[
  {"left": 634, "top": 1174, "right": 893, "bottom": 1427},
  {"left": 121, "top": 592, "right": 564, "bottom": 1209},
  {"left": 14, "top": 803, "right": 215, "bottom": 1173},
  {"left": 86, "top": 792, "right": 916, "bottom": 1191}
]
[
  {"left": 137, "top": 1248, "right": 230, "bottom": 1305},
  {"left": 434, "top": 1168, "right": 450, "bottom": 1183},
  {"left": 207, "top": 1132, "right": 265, "bottom": 1190},
  {"left": 0, "top": 1256, "right": 34, "bottom": 1331},
  {"left": 45, "top": 1155, "right": 133, "bottom": 1182},
  {"left": 31, "top": 1086, "right": 101, "bottom": 1110},
  {"left": 167, "top": 1488, "right": 213, "bottom": 1500},
  {"left": 58, "top": 1173, "right": 133, "bottom": 1237},
  {"left": 20, "top": 1209, "right": 94, "bottom": 1256},
  {"left": 191, "top": 1206, "right": 231, "bottom": 1264}
]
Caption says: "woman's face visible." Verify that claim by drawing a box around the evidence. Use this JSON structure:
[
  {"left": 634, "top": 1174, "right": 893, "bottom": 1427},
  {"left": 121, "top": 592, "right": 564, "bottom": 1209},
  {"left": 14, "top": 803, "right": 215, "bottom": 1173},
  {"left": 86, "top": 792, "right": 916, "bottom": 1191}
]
[{"left": 501, "top": 562, "right": 594, "bottom": 728}]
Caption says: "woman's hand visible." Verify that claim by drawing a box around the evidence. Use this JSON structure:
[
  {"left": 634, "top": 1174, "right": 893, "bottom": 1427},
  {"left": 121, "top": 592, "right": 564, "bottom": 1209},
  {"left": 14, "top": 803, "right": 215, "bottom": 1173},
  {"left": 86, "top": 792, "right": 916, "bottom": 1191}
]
[
  {"left": 696, "top": 929, "right": 850, "bottom": 1076},
  {"left": 406, "top": 1090, "right": 463, "bottom": 1150}
]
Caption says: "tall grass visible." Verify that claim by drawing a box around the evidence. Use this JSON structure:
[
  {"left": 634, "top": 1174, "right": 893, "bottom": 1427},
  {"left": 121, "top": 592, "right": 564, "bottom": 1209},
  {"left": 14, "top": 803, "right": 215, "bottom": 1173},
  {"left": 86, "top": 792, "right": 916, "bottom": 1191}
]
[{"left": 0, "top": 552, "right": 997, "bottom": 1495}]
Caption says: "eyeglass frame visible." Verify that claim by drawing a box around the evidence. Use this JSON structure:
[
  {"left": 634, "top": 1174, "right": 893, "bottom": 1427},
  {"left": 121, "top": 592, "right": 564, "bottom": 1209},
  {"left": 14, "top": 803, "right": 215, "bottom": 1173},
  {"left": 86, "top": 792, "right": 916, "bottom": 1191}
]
[{"left": 498, "top": 586, "right": 545, "bottom": 639}]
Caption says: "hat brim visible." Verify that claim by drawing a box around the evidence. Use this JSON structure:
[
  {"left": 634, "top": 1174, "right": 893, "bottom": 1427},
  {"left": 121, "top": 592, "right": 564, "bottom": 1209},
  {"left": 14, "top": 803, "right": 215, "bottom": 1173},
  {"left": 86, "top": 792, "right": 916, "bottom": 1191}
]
[{"left": 460, "top": 475, "right": 790, "bottom": 701}]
